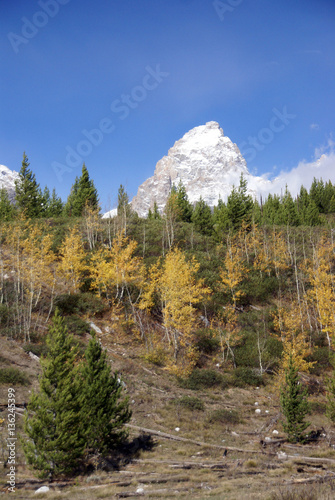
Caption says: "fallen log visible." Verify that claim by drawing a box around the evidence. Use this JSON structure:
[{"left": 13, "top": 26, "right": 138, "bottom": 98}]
[
  {"left": 117, "top": 485, "right": 203, "bottom": 498},
  {"left": 126, "top": 424, "right": 266, "bottom": 455}
]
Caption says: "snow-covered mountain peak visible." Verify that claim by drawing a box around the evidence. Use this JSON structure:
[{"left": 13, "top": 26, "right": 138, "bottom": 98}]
[
  {"left": 130, "top": 122, "right": 256, "bottom": 217},
  {"left": 0, "top": 164, "right": 19, "bottom": 201}
]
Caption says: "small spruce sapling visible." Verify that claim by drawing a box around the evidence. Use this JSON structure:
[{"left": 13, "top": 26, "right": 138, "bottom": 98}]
[{"left": 280, "top": 354, "right": 310, "bottom": 443}]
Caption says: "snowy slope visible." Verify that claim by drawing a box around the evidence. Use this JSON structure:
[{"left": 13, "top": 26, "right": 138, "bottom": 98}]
[
  {"left": 130, "top": 121, "right": 270, "bottom": 217},
  {"left": 0, "top": 165, "right": 19, "bottom": 201}
]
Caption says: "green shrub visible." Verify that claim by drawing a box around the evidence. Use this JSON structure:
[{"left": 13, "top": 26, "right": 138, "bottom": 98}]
[
  {"left": 54, "top": 293, "right": 105, "bottom": 316},
  {"left": 23, "top": 342, "right": 49, "bottom": 358},
  {"left": 77, "top": 293, "right": 105, "bottom": 316},
  {"left": 0, "top": 304, "right": 9, "bottom": 325},
  {"left": 207, "top": 408, "right": 240, "bottom": 425},
  {"left": 269, "top": 484, "right": 320, "bottom": 499},
  {"left": 0, "top": 367, "right": 30, "bottom": 386},
  {"left": 194, "top": 329, "right": 220, "bottom": 354},
  {"left": 64, "top": 315, "right": 91, "bottom": 336},
  {"left": 309, "top": 401, "right": 326, "bottom": 414},
  {"left": 233, "top": 367, "right": 264, "bottom": 387},
  {"left": 54, "top": 294, "right": 80, "bottom": 315},
  {"left": 306, "top": 347, "right": 332, "bottom": 376},
  {"left": 178, "top": 369, "right": 228, "bottom": 390},
  {"left": 173, "top": 396, "right": 205, "bottom": 411}
]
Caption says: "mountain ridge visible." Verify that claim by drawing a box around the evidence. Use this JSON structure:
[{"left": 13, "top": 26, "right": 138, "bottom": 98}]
[
  {"left": 0, "top": 164, "right": 19, "bottom": 201},
  {"left": 130, "top": 121, "right": 270, "bottom": 218}
]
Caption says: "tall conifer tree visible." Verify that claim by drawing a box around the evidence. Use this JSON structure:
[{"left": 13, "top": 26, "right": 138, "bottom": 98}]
[
  {"left": 80, "top": 333, "right": 131, "bottom": 457},
  {"left": 15, "top": 152, "right": 42, "bottom": 218},
  {"left": 23, "top": 311, "right": 86, "bottom": 478},
  {"left": 64, "top": 163, "right": 99, "bottom": 216}
]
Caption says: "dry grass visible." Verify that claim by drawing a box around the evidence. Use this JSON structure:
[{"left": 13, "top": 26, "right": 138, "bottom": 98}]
[{"left": 1, "top": 331, "right": 335, "bottom": 499}]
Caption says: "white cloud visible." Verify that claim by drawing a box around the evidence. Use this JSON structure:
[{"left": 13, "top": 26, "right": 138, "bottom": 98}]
[
  {"left": 314, "top": 137, "right": 335, "bottom": 160},
  {"left": 310, "top": 123, "right": 319, "bottom": 130},
  {"left": 255, "top": 150, "right": 335, "bottom": 200}
]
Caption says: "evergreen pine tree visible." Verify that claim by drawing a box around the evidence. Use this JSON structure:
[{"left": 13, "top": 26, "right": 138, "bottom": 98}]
[
  {"left": 15, "top": 152, "right": 42, "bottom": 218},
  {"left": 80, "top": 333, "right": 132, "bottom": 457},
  {"left": 304, "top": 200, "right": 321, "bottom": 226},
  {"left": 0, "top": 188, "right": 15, "bottom": 221},
  {"left": 23, "top": 310, "right": 86, "bottom": 478},
  {"left": 176, "top": 181, "right": 193, "bottom": 222},
  {"left": 329, "top": 195, "right": 335, "bottom": 214},
  {"left": 322, "top": 180, "right": 334, "bottom": 214},
  {"left": 41, "top": 186, "right": 51, "bottom": 216},
  {"left": 213, "top": 197, "right": 230, "bottom": 237},
  {"left": 63, "top": 176, "right": 79, "bottom": 216},
  {"left": 309, "top": 177, "right": 325, "bottom": 213},
  {"left": 64, "top": 164, "right": 99, "bottom": 216},
  {"left": 152, "top": 201, "right": 161, "bottom": 220},
  {"left": 192, "top": 197, "right": 213, "bottom": 235},
  {"left": 226, "top": 175, "right": 253, "bottom": 229},
  {"left": 147, "top": 201, "right": 161, "bottom": 220},
  {"left": 48, "top": 188, "right": 64, "bottom": 217},
  {"left": 280, "top": 354, "right": 310, "bottom": 443},
  {"left": 326, "top": 356, "right": 335, "bottom": 423},
  {"left": 282, "top": 186, "right": 299, "bottom": 226}
]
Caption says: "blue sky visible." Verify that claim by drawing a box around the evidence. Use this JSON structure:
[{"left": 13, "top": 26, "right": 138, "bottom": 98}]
[{"left": 1, "top": 0, "right": 335, "bottom": 210}]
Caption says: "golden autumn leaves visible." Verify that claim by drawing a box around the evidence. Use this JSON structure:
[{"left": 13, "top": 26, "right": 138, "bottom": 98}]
[{"left": 2, "top": 216, "right": 335, "bottom": 379}]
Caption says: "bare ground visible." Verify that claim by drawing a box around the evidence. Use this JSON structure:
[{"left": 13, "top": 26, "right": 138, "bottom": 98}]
[{"left": 1, "top": 325, "right": 335, "bottom": 499}]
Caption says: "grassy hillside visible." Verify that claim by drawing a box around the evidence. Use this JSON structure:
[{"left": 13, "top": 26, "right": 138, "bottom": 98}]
[{"left": 1, "top": 214, "right": 335, "bottom": 498}]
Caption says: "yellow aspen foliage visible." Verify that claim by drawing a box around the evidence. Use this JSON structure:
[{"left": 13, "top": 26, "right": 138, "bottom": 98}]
[
  {"left": 138, "top": 259, "right": 162, "bottom": 312},
  {"left": 21, "top": 223, "right": 56, "bottom": 299},
  {"left": 89, "top": 247, "right": 110, "bottom": 297},
  {"left": 251, "top": 225, "right": 272, "bottom": 275},
  {"left": 158, "top": 247, "right": 210, "bottom": 375},
  {"left": 58, "top": 226, "right": 87, "bottom": 293},
  {"left": 4, "top": 220, "right": 57, "bottom": 340},
  {"left": 270, "top": 229, "right": 290, "bottom": 278},
  {"left": 214, "top": 304, "right": 242, "bottom": 367},
  {"left": 90, "top": 231, "right": 144, "bottom": 302},
  {"left": 306, "top": 235, "right": 335, "bottom": 346},
  {"left": 108, "top": 231, "right": 144, "bottom": 299},
  {"left": 81, "top": 202, "right": 101, "bottom": 251},
  {"left": 273, "top": 303, "right": 314, "bottom": 381},
  {"left": 220, "top": 236, "right": 248, "bottom": 306}
]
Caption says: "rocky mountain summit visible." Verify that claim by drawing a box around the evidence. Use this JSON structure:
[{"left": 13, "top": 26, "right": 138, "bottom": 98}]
[
  {"left": 0, "top": 165, "right": 19, "bottom": 201},
  {"left": 131, "top": 122, "right": 269, "bottom": 217}
]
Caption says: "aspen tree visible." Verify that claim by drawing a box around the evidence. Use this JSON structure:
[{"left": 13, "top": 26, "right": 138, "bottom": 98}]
[
  {"left": 90, "top": 231, "right": 144, "bottom": 303},
  {"left": 215, "top": 304, "right": 241, "bottom": 367},
  {"left": 163, "top": 187, "right": 180, "bottom": 249},
  {"left": 306, "top": 235, "right": 335, "bottom": 347},
  {"left": 220, "top": 235, "right": 248, "bottom": 307},
  {"left": 20, "top": 223, "right": 56, "bottom": 338},
  {"left": 58, "top": 226, "right": 87, "bottom": 293},
  {"left": 82, "top": 202, "right": 101, "bottom": 251},
  {"left": 273, "top": 302, "right": 314, "bottom": 379},
  {"left": 4, "top": 220, "right": 56, "bottom": 340},
  {"left": 157, "top": 248, "right": 209, "bottom": 374}
]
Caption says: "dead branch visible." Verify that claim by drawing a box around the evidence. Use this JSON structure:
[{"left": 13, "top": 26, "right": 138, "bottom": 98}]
[{"left": 126, "top": 424, "right": 267, "bottom": 455}]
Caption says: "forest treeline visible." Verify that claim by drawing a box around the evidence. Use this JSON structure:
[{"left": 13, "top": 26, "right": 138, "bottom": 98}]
[
  {"left": 2, "top": 153, "right": 335, "bottom": 377},
  {"left": 1, "top": 174, "right": 335, "bottom": 377},
  {"left": 1, "top": 152, "right": 335, "bottom": 230},
  {"left": 3, "top": 152, "right": 335, "bottom": 451}
]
